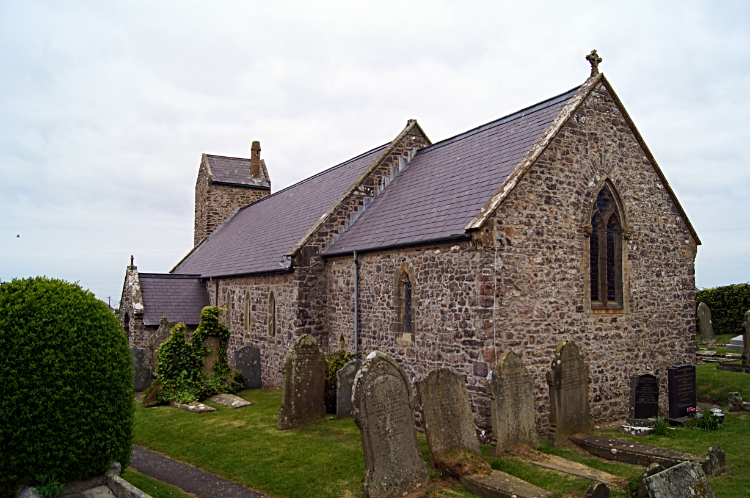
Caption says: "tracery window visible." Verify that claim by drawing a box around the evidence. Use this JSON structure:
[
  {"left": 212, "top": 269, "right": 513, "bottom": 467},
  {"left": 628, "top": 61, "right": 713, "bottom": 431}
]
[{"left": 589, "top": 184, "right": 623, "bottom": 310}]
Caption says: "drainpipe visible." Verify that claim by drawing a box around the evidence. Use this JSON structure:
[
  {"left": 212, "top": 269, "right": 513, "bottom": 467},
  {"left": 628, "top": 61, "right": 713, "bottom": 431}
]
[{"left": 353, "top": 250, "right": 359, "bottom": 353}]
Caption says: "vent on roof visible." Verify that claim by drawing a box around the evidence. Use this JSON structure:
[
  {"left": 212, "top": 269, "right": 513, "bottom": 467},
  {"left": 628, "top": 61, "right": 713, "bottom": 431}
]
[{"left": 326, "top": 148, "right": 418, "bottom": 250}]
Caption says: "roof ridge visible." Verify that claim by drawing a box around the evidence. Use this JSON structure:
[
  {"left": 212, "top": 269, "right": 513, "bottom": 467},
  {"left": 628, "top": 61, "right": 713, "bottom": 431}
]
[
  {"left": 140, "top": 272, "right": 202, "bottom": 278},
  {"left": 419, "top": 85, "right": 581, "bottom": 154},
  {"left": 205, "top": 154, "right": 251, "bottom": 161}
]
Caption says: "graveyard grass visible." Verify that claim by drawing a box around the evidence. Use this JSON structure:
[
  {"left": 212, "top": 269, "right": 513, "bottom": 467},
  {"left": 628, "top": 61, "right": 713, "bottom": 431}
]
[{"left": 130, "top": 363, "right": 750, "bottom": 498}]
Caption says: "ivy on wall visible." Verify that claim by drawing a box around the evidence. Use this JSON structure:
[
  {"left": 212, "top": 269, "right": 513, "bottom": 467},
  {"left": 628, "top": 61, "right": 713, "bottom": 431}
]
[
  {"left": 696, "top": 283, "right": 750, "bottom": 335},
  {"left": 143, "top": 306, "right": 242, "bottom": 406}
]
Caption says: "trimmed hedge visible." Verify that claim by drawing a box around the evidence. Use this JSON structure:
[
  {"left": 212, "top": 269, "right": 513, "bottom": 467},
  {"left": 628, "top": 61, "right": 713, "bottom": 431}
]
[
  {"left": 696, "top": 283, "right": 750, "bottom": 335},
  {"left": 0, "top": 277, "right": 134, "bottom": 497}
]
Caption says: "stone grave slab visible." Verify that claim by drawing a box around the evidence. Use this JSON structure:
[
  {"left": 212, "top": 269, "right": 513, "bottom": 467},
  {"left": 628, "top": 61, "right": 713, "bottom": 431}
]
[
  {"left": 545, "top": 340, "right": 593, "bottom": 446},
  {"left": 130, "top": 347, "right": 153, "bottom": 392},
  {"left": 417, "top": 368, "right": 480, "bottom": 462},
  {"left": 169, "top": 401, "right": 217, "bottom": 413},
  {"left": 235, "top": 344, "right": 262, "bottom": 389},
  {"left": 716, "top": 363, "right": 750, "bottom": 373},
  {"left": 201, "top": 336, "right": 221, "bottom": 376},
  {"left": 642, "top": 461, "right": 715, "bottom": 498},
  {"left": 627, "top": 374, "right": 659, "bottom": 426},
  {"left": 668, "top": 364, "right": 696, "bottom": 419},
  {"left": 278, "top": 334, "right": 326, "bottom": 430},
  {"left": 352, "top": 351, "right": 430, "bottom": 498},
  {"left": 726, "top": 334, "right": 743, "bottom": 351},
  {"left": 490, "top": 351, "right": 538, "bottom": 455},
  {"left": 584, "top": 483, "right": 609, "bottom": 498},
  {"left": 460, "top": 471, "right": 550, "bottom": 498},
  {"left": 208, "top": 393, "right": 252, "bottom": 408},
  {"left": 147, "top": 316, "right": 175, "bottom": 372},
  {"left": 520, "top": 453, "right": 627, "bottom": 488},
  {"left": 744, "top": 309, "right": 750, "bottom": 366},
  {"left": 336, "top": 359, "right": 361, "bottom": 419},
  {"left": 697, "top": 302, "right": 715, "bottom": 346},
  {"left": 570, "top": 435, "right": 702, "bottom": 469}
]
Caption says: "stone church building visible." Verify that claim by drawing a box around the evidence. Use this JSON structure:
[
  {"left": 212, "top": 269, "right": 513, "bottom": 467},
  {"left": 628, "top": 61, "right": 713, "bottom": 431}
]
[{"left": 120, "top": 54, "right": 700, "bottom": 436}]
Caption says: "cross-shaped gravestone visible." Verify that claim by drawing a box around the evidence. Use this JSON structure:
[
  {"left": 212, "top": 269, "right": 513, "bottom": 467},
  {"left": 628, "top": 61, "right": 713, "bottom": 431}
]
[{"left": 586, "top": 50, "right": 602, "bottom": 76}]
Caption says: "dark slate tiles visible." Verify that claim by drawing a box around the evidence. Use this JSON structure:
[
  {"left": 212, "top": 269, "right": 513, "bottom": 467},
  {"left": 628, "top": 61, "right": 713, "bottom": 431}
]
[
  {"left": 140, "top": 273, "right": 210, "bottom": 326},
  {"left": 324, "top": 87, "right": 578, "bottom": 254},
  {"left": 174, "top": 145, "right": 388, "bottom": 277},
  {"left": 206, "top": 155, "right": 270, "bottom": 186}
]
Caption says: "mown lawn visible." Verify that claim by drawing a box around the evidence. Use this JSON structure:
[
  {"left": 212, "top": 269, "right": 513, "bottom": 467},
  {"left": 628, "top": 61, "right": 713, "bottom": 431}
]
[{"left": 130, "top": 363, "right": 750, "bottom": 498}]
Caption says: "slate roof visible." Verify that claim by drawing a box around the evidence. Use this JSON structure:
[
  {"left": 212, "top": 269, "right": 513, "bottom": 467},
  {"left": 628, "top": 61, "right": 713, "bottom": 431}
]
[
  {"left": 174, "top": 144, "right": 388, "bottom": 277},
  {"left": 206, "top": 154, "right": 270, "bottom": 188},
  {"left": 324, "top": 86, "right": 579, "bottom": 255},
  {"left": 139, "top": 273, "right": 210, "bottom": 326}
]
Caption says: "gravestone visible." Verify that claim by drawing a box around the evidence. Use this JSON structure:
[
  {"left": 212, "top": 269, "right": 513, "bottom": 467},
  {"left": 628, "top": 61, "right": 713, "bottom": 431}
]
[
  {"left": 697, "top": 302, "right": 715, "bottom": 346},
  {"left": 490, "top": 351, "right": 538, "bottom": 455},
  {"left": 336, "top": 359, "right": 361, "bottom": 419},
  {"left": 668, "top": 364, "right": 696, "bottom": 420},
  {"left": 743, "top": 310, "right": 750, "bottom": 367},
  {"left": 352, "top": 351, "right": 430, "bottom": 498},
  {"left": 416, "top": 368, "right": 480, "bottom": 462},
  {"left": 546, "top": 340, "right": 594, "bottom": 446},
  {"left": 235, "top": 344, "right": 262, "bottom": 389},
  {"left": 642, "top": 461, "right": 715, "bottom": 498},
  {"left": 130, "top": 346, "right": 153, "bottom": 392},
  {"left": 585, "top": 483, "right": 609, "bottom": 498},
  {"left": 627, "top": 374, "right": 659, "bottom": 425},
  {"left": 636, "top": 463, "right": 664, "bottom": 498},
  {"left": 147, "top": 316, "right": 175, "bottom": 372},
  {"left": 278, "top": 334, "right": 326, "bottom": 430},
  {"left": 202, "top": 336, "right": 220, "bottom": 375}
]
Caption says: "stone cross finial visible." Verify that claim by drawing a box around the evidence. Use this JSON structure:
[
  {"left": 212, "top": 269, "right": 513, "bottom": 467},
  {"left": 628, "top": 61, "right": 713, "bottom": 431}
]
[
  {"left": 130, "top": 255, "right": 134, "bottom": 266},
  {"left": 586, "top": 50, "right": 602, "bottom": 77}
]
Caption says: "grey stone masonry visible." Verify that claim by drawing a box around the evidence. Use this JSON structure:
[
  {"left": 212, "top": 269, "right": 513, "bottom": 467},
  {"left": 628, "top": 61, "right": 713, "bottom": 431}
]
[
  {"left": 278, "top": 334, "right": 326, "bottom": 430},
  {"left": 417, "top": 368, "right": 480, "bottom": 462},
  {"left": 352, "top": 352, "right": 430, "bottom": 498},
  {"left": 336, "top": 359, "right": 361, "bottom": 419},
  {"left": 697, "top": 302, "right": 715, "bottom": 346},
  {"left": 130, "top": 347, "right": 153, "bottom": 393},
  {"left": 490, "top": 351, "right": 538, "bottom": 455},
  {"left": 546, "top": 340, "right": 594, "bottom": 446}
]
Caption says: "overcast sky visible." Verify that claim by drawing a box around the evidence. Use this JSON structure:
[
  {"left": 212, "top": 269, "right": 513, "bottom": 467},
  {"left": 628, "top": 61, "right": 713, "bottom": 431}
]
[{"left": 1, "top": 1, "right": 748, "bottom": 306}]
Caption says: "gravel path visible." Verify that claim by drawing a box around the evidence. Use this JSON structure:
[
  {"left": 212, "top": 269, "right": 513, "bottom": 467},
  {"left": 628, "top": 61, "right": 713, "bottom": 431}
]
[{"left": 130, "top": 445, "right": 269, "bottom": 498}]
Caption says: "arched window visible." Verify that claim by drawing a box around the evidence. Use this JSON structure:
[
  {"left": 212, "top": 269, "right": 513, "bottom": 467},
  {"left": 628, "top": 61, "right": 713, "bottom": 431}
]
[
  {"left": 589, "top": 184, "right": 623, "bottom": 310},
  {"left": 339, "top": 333, "right": 346, "bottom": 351},
  {"left": 244, "top": 290, "right": 251, "bottom": 334},
  {"left": 393, "top": 263, "right": 417, "bottom": 346},
  {"left": 224, "top": 289, "right": 232, "bottom": 325},
  {"left": 268, "top": 291, "right": 276, "bottom": 337},
  {"left": 124, "top": 312, "right": 130, "bottom": 342}
]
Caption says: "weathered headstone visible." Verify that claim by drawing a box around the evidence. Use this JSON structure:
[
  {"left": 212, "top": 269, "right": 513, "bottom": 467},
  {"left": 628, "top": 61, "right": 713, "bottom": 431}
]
[
  {"left": 636, "top": 463, "right": 664, "bottom": 498},
  {"left": 130, "top": 346, "right": 153, "bottom": 392},
  {"left": 697, "top": 302, "right": 715, "bottom": 347},
  {"left": 627, "top": 374, "right": 659, "bottom": 425},
  {"left": 352, "top": 351, "right": 430, "bottom": 498},
  {"left": 202, "top": 336, "right": 220, "bottom": 376},
  {"left": 417, "top": 368, "right": 480, "bottom": 462},
  {"left": 743, "top": 310, "right": 750, "bottom": 367},
  {"left": 728, "top": 391, "right": 750, "bottom": 411},
  {"left": 336, "top": 359, "right": 361, "bottom": 419},
  {"left": 234, "top": 344, "right": 262, "bottom": 389},
  {"left": 668, "top": 364, "right": 696, "bottom": 420},
  {"left": 584, "top": 483, "right": 609, "bottom": 498},
  {"left": 546, "top": 340, "right": 594, "bottom": 446},
  {"left": 147, "top": 316, "right": 175, "bottom": 372},
  {"left": 704, "top": 446, "right": 726, "bottom": 477},
  {"left": 278, "top": 334, "right": 326, "bottom": 430},
  {"left": 490, "top": 351, "right": 538, "bottom": 455},
  {"left": 642, "top": 461, "right": 715, "bottom": 498}
]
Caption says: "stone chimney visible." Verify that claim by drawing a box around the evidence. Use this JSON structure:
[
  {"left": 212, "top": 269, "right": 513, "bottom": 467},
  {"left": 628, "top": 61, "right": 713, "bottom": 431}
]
[{"left": 250, "top": 141, "right": 261, "bottom": 178}]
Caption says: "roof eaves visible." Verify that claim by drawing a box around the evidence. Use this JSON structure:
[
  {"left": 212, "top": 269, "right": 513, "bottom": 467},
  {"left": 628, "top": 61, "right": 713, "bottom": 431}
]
[
  {"left": 598, "top": 76, "right": 700, "bottom": 245},
  {"left": 465, "top": 73, "right": 604, "bottom": 231},
  {"left": 287, "top": 119, "right": 432, "bottom": 258},
  {"left": 210, "top": 180, "right": 270, "bottom": 190}
]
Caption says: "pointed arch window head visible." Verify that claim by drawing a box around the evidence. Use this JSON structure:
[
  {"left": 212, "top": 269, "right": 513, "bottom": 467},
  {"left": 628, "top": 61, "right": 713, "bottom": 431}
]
[
  {"left": 589, "top": 183, "right": 623, "bottom": 310},
  {"left": 393, "top": 263, "right": 417, "bottom": 346}
]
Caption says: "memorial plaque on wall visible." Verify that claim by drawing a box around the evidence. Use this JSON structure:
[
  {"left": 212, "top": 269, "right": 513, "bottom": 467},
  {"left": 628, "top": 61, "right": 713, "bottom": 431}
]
[
  {"left": 627, "top": 374, "right": 659, "bottom": 423},
  {"left": 668, "top": 365, "right": 696, "bottom": 419}
]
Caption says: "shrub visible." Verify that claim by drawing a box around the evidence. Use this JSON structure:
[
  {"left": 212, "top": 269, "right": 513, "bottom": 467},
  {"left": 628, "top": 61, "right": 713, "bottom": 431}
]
[
  {"left": 324, "top": 350, "right": 361, "bottom": 414},
  {"left": 143, "top": 306, "right": 242, "bottom": 406},
  {"left": 696, "top": 283, "right": 750, "bottom": 335},
  {"left": 0, "top": 277, "right": 134, "bottom": 497}
]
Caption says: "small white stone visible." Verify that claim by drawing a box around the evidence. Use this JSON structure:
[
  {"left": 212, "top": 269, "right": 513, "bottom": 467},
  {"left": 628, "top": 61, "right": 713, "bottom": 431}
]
[
  {"left": 611, "top": 448, "right": 618, "bottom": 454},
  {"left": 367, "top": 351, "right": 377, "bottom": 359}
]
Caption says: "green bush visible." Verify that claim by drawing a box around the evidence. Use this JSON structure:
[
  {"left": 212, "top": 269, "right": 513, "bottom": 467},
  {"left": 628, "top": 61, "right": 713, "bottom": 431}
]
[
  {"left": 144, "top": 307, "right": 241, "bottom": 406},
  {"left": 324, "top": 350, "right": 361, "bottom": 414},
  {"left": 696, "top": 283, "right": 750, "bottom": 335},
  {"left": 0, "top": 277, "right": 134, "bottom": 497}
]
